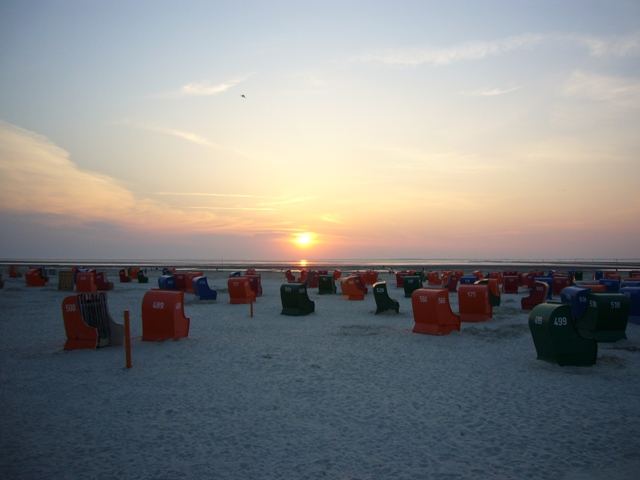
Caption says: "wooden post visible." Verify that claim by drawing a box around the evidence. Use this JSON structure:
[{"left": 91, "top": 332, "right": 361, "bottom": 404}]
[
  {"left": 250, "top": 301, "right": 254, "bottom": 318},
  {"left": 124, "top": 310, "right": 132, "bottom": 369}
]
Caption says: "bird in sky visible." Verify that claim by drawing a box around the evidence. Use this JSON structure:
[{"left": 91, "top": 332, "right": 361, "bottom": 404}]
[{"left": 241, "top": 94, "right": 246, "bottom": 99}]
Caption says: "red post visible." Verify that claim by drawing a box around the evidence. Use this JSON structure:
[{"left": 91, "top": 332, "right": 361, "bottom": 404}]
[{"left": 124, "top": 310, "right": 132, "bottom": 369}]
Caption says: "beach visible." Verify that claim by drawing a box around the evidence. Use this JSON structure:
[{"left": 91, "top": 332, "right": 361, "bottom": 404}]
[{"left": 1, "top": 268, "right": 639, "bottom": 479}]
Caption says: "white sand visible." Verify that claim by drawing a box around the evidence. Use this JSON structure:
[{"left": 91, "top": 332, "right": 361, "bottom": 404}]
[{"left": 1, "top": 270, "right": 639, "bottom": 479}]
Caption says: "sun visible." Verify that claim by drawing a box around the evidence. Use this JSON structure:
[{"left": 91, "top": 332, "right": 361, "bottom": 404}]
[{"left": 293, "top": 232, "right": 315, "bottom": 248}]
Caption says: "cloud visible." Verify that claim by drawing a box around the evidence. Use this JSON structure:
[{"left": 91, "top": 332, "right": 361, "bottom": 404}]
[
  {"left": 460, "top": 86, "right": 522, "bottom": 97},
  {"left": 359, "top": 31, "right": 640, "bottom": 66},
  {"left": 0, "top": 121, "right": 292, "bottom": 235},
  {"left": 157, "top": 74, "right": 253, "bottom": 98},
  {"left": 358, "top": 33, "right": 545, "bottom": 66},
  {"left": 563, "top": 70, "right": 640, "bottom": 106}
]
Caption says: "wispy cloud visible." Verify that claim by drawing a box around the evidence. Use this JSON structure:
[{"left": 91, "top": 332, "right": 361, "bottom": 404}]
[
  {"left": 359, "top": 31, "right": 640, "bottom": 66},
  {"left": 155, "top": 192, "right": 265, "bottom": 199},
  {"left": 156, "top": 74, "right": 253, "bottom": 98},
  {"left": 459, "top": 86, "right": 522, "bottom": 97},
  {"left": 358, "top": 33, "right": 545, "bottom": 66},
  {"left": 563, "top": 70, "right": 640, "bottom": 106}
]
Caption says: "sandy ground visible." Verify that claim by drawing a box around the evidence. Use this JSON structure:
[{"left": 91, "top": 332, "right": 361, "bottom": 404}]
[{"left": 1, "top": 270, "right": 639, "bottom": 479}]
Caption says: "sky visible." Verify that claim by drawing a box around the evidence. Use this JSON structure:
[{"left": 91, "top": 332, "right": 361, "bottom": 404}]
[{"left": 1, "top": 0, "right": 639, "bottom": 261}]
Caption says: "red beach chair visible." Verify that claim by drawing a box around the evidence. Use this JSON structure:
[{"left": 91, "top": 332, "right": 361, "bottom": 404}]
[
  {"left": 25, "top": 268, "right": 47, "bottom": 287},
  {"left": 521, "top": 281, "right": 549, "bottom": 310},
  {"left": 411, "top": 288, "right": 461, "bottom": 335},
  {"left": 142, "top": 290, "right": 190, "bottom": 341},
  {"left": 62, "top": 292, "right": 123, "bottom": 350},
  {"left": 458, "top": 284, "right": 492, "bottom": 322},
  {"left": 340, "top": 275, "right": 367, "bottom": 300},
  {"left": 227, "top": 277, "right": 256, "bottom": 304},
  {"left": 75, "top": 271, "right": 98, "bottom": 293}
]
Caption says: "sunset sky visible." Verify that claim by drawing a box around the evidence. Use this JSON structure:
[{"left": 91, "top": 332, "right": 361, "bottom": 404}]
[{"left": 1, "top": 1, "right": 639, "bottom": 261}]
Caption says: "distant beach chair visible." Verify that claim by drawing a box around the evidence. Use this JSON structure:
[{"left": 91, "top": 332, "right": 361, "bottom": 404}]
[
  {"left": 318, "top": 275, "right": 337, "bottom": 294},
  {"left": 458, "top": 284, "right": 492, "bottom": 322},
  {"left": 280, "top": 284, "right": 315, "bottom": 315},
  {"left": 621, "top": 287, "right": 640, "bottom": 324},
  {"left": 227, "top": 277, "right": 256, "bottom": 304},
  {"left": 502, "top": 275, "right": 519, "bottom": 294},
  {"left": 528, "top": 303, "right": 597, "bottom": 366},
  {"left": 576, "top": 292, "right": 629, "bottom": 342},
  {"left": 573, "top": 282, "right": 608, "bottom": 293},
  {"left": 373, "top": 281, "right": 399, "bottom": 314},
  {"left": 62, "top": 292, "right": 123, "bottom": 350},
  {"left": 8, "top": 265, "right": 22, "bottom": 278},
  {"left": 446, "top": 273, "right": 460, "bottom": 292},
  {"left": 459, "top": 275, "right": 477, "bottom": 286},
  {"left": 75, "top": 270, "right": 98, "bottom": 293},
  {"left": 426, "top": 271, "right": 441, "bottom": 286},
  {"left": 411, "top": 288, "right": 460, "bottom": 335},
  {"left": 57, "top": 270, "right": 74, "bottom": 291},
  {"left": 285, "top": 269, "right": 297, "bottom": 282},
  {"left": 142, "top": 290, "right": 190, "bottom": 341},
  {"left": 340, "top": 275, "right": 367, "bottom": 301},
  {"left": 137, "top": 270, "right": 149, "bottom": 284},
  {"left": 395, "top": 270, "right": 416, "bottom": 288},
  {"left": 475, "top": 278, "right": 500, "bottom": 307},
  {"left": 521, "top": 281, "right": 549, "bottom": 310},
  {"left": 598, "top": 278, "right": 620, "bottom": 293},
  {"left": 551, "top": 276, "right": 571, "bottom": 296},
  {"left": 25, "top": 268, "right": 48, "bottom": 287},
  {"left": 192, "top": 276, "right": 217, "bottom": 300},
  {"left": 96, "top": 271, "right": 114, "bottom": 290},
  {"left": 119, "top": 269, "right": 131, "bottom": 283},
  {"left": 403, "top": 275, "right": 423, "bottom": 298},
  {"left": 534, "top": 276, "right": 554, "bottom": 299},
  {"left": 158, "top": 274, "right": 177, "bottom": 290}
]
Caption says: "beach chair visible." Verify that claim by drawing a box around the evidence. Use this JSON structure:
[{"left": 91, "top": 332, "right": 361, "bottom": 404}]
[
  {"left": 475, "top": 278, "right": 500, "bottom": 307},
  {"left": 96, "top": 272, "right": 114, "bottom": 290},
  {"left": 228, "top": 277, "right": 256, "bottom": 304},
  {"left": 333, "top": 270, "right": 342, "bottom": 280},
  {"left": 412, "top": 288, "right": 460, "bottom": 335},
  {"left": 162, "top": 267, "right": 176, "bottom": 275},
  {"left": 446, "top": 273, "right": 460, "bottom": 292},
  {"left": 458, "top": 284, "right": 492, "bottom": 322},
  {"left": 183, "top": 272, "right": 203, "bottom": 292},
  {"left": 528, "top": 303, "right": 597, "bottom": 366},
  {"left": 62, "top": 292, "right": 123, "bottom": 350},
  {"left": 57, "top": 270, "right": 75, "bottom": 291},
  {"left": 620, "top": 287, "right": 640, "bottom": 324},
  {"left": 551, "top": 276, "right": 571, "bottom": 296},
  {"left": 246, "top": 274, "right": 263, "bottom": 296},
  {"left": 503, "top": 275, "right": 519, "bottom": 294},
  {"left": 318, "top": 275, "right": 337, "bottom": 294},
  {"left": 621, "top": 280, "right": 640, "bottom": 288},
  {"left": 285, "top": 269, "right": 297, "bottom": 282},
  {"left": 560, "top": 286, "right": 591, "bottom": 320},
  {"left": 576, "top": 293, "right": 629, "bottom": 342},
  {"left": 158, "top": 274, "right": 177, "bottom": 290},
  {"left": 192, "top": 276, "right": 217, "bottom": 300},
  {"left": 427, "top": 271, "right": 441, "bottom": 286},
  {"left": 280, "top": 284, "right": 315, "bottom": 315},
  {"left": 119, "top": 269, "right": 131, "bottom": 283},
  {"left": 128, "top": 267, "right": 140, "bottom": 279},
  {"left": 574, "top": 282, "right": 608, "bottom": 293},
  {"left": 403, "top": 275, "right": 423, "bottom": 298},
  {"left": 604, "top": 272, "right": 621, "bottom": 281},
  {"left": 8, "top": 265, "right": 21, "bottom": 278},
  {"left": 137, "top": 270, "right": 149, "bottom": 284},
  {"left": 521, "top": 281, "right": 549, "bottom": 310},
  {"left": 304, "top": 270, "right": 320, "bottom": 288},
  {"left": 25, "top": 268, "right": 47, "bottom": 287},
  {"left": 598, "top": 278, "right": 620, "bottom": 293},
  {"left": 142, "top": 290, "right": 190, "bottom": 341},
  {"left": 361, "top": 270, "right": 378, "bottom": 286},
  {"left": 373, "top": 281, "right": 399, "bottom": 314},
  {"left": 459, "top": 275, "right": 477, "bottom": 286},
  {"left": 395, "top": 270, "right": 416, "bottom": 288},
  {"left": 340, "top": 275, "right": 367, "bottom": 301},
  {"left": 75, "top": 271, "right": 98, "bottom": 293}
]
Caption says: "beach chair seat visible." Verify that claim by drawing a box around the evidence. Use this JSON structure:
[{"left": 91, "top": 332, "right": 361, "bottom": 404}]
[
  {"left": 373, "top": 281, "right": 399, "bottom": 314},
  {"left": 576, "top": 293, "right": 629, "bottom": 342},
  {"left": 75, "top": 271, "right": 98, "bottom": 293},
  {"left": 475, "top": 278, "right": 500, "bottom": 307},
  {"left": 318, "top": 275, "right": 337, "bottom": 294},
  {"left": 395, "top": 270, "right": 416, "bottom": 288},
  {"left": 620, "top": 287, "right": 640, "bottom": 324},
  {"left": 228, "top": 277, "right": 256, "bottom": 304},
  {"left": 528, "top": 303, "right": 597, "bottom": 366},
  {"left": 192, "top": 276, "right": 217, "bottom": 300},
  {"left": 340, "top": 275, "right": 367, "bottom": 301},
  {"left": 142, "top": 290, "right": 190, "bottom": 341},
  {"left": 521, "top": 281, "right": 549, "bottom": 310},
  {"left": 403, "top": 275, "right": 423, "bottom": 298},
  {"left": 446, "top": 274, "right": 460, "bottom": 292},
  {"left": 158, "top": 274, "right": 177, "bottom": 290},
  {"left": 118, "top": 269, "right": 131, "bottom": 283},
  {"left": 412, "top": 288, "right": 460, "bottom": 335},
  {"left": 25, "top": 268, "right": 47, "bottom": 287},
  {"left": 280, "top": 284, "right": 315, "bottom": 315},
  {"left": 285, "top": 270, "right": 296, "bottom": 282},
  {"left": 503, "top": 275, "right": 519, "bottom": 294},
  {"left": 63, "top": 292, "right": 123, "bottom": 350},
  {"left": 458, "top": 284, "right": 492, "bottom": 322}
]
